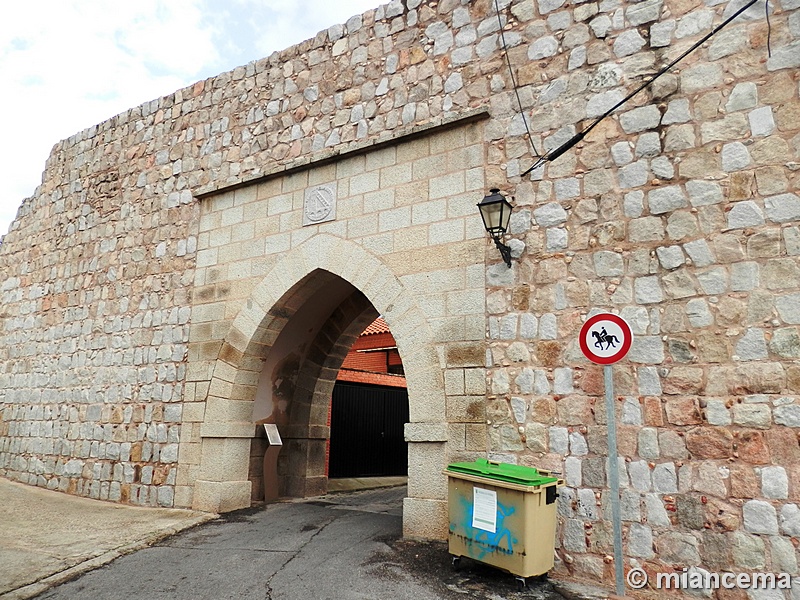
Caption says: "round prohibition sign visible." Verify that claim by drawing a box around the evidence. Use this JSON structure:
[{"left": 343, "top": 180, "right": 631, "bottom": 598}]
[{"left": 579, "top": 313, "right": 633, "bottom": 365}]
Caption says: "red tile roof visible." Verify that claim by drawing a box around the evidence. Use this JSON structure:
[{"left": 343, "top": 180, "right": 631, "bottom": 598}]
[{"left": 361, "top": 317, "right": 390, "bottom": 336}]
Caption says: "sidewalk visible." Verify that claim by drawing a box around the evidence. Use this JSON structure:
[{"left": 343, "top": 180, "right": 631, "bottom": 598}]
[{"left": 0, "top": 477, "right": 214, "bottom": 600}]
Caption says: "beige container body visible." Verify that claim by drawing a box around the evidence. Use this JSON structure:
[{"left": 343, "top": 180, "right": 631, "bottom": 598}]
[{"left": 447, "top": 472, "right": 561, "bottom": 578}]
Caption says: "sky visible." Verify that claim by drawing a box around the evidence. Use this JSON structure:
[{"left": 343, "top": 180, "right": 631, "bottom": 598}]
[{"left": 0, "top": 0, "right": 383, "bottom": 237}]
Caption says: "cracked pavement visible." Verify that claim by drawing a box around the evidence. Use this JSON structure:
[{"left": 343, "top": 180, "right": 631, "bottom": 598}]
[{"left": 33, "top": 486, "right": 568, "bottom": 600}]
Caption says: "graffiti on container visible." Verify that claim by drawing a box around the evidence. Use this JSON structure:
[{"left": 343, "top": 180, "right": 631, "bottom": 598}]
[{"left": 451, "top": 495, "right": 518, "bottom": 560}]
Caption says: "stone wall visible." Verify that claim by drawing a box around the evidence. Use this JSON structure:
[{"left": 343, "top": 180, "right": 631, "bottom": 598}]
[{"left": 0, "top": 0, "right": 798, "bottom": 594}]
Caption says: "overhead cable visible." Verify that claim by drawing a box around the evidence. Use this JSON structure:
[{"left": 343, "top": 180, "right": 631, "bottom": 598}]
[
  {"left": 495, "top": 0, "right": 542, "bottom": 158},
  {"left": 520, "top": 0, "right": 764, "bottom": 177}
]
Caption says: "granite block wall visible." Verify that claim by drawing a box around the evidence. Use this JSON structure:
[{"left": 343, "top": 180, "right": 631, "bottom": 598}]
[{"left": 0, "top": 0, "right": 798, "bottom": 593}]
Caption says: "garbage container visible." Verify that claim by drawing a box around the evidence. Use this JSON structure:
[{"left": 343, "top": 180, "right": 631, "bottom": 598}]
[{"left": 446, "top": 458, "right": 563, "bottom": 581}]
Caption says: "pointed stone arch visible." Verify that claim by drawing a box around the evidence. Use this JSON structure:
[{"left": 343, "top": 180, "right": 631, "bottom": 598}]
[{"left": 192, "top": 234, "right": 449, "bottom": 538}]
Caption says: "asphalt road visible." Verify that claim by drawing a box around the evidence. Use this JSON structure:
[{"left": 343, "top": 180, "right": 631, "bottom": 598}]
[{"left": 34, "top": 486, "right": 567, "bottom": 600}]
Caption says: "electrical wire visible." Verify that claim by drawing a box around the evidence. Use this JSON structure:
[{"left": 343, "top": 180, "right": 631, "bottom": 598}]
[
  {"left": 520, "top": 0, "right": 764, "bottom": 177},
  {"left": 766, "top": 0, "right": 772, "bottom": 57},
  {"left": 495, "top": 0, "right": 542, "bottom": 158}
]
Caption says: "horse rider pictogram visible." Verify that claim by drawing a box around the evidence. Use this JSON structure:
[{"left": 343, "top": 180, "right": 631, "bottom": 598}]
[{"left": 592, "top": 326, "right": 619, "bottom": 351}]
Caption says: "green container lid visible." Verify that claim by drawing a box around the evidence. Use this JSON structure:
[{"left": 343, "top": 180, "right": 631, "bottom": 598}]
[{"left": 447, "top": 458, "right": 559, "bottom": 487}]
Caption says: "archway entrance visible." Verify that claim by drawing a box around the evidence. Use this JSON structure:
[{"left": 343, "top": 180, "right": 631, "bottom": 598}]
[
  {"left": 249, "top": 270, "right": 383, "bottom": 499},
  {"left": 192, "top": 234, "right": 451, "bottom": 540}
]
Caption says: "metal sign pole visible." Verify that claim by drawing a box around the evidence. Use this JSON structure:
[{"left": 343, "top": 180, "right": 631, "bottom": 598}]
[
  {"left": 579, "top": 313, "right": 632, "bottom": 597},
  {"left": 604, "top": 364, "right": 624, "bottom": 596}
]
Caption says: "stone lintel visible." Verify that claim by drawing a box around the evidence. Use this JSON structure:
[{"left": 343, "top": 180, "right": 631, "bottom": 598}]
[{"left": 404, "top": 422, "right": 449, "bottom": 442}]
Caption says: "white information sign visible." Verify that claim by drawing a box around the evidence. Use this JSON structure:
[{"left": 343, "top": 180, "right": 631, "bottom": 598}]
[{"left": 472, "top": 487, "right": 497, "bottom": 533}]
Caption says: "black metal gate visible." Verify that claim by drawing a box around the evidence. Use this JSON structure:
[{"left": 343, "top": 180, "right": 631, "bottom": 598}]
[{"left": 328, "top": 382, "right": 409, "bottom": 478}]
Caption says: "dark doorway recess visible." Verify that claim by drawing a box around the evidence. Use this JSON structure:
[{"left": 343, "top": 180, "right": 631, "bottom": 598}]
[{"left": 328, "top": 382, "right": 409, "bottom": 478}]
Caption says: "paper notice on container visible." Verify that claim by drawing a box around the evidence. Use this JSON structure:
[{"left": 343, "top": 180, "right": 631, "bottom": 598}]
[{"left": 472, "top": 487, "right": 497, "bottom": 533}]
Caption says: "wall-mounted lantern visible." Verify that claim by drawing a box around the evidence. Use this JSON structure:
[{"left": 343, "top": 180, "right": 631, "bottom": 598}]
[{"left": 477, "top": 188, "right": 513, "bottom": 268}]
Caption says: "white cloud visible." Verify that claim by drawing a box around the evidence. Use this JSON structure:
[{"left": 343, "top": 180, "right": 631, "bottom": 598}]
[{"left": 0, "top": 0, "right": 380, "bottom": 236}]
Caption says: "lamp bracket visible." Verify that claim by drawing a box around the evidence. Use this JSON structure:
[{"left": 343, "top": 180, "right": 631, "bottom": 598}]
[{"left": 492, "top": 235, "right": 512, "bottom": 268}]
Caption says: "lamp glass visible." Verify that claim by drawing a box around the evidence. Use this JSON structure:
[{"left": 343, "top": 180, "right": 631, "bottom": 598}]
[{"left": 478, "top": 190, "right": 512, "bottom": 235}]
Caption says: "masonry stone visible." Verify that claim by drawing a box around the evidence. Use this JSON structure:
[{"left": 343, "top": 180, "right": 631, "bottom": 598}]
[
  {"left": 634, "top": 133, "right": 661, "bottom": 159},
  {"left": 623, "top": 190, "right": 644, "bottom": 218},
  {"left": 744, "top": 500, "right": 779, "bottom": 535},
  {"left": 730, "top": 261, "right": 759, "bottom": 292},
  {"left": 774, "top": 405, "right": 800, "bottom": 427},
  {"left": 638, "top": 428, "right": 659, "bottom": 459},
  {"left": 563, "top": 518, "right": 587, "bottom": 553},
  {"left": 539, "top": 314, "right": 558, "bottom": 340},
  {"left": 686, "top": 298, "right": 714, "bottom": 328},
  {"left": 681, "top": 63, "right": 723, "bottom": 95},
  {"left": 727, "top": 201, "right": 765, "bottom": 229},
  {"left": 722, "top": 142, "right": 753, "bottom": 172},
  {"left": 651, "top": 157, "right": 674, "bottom": 180},
  {"left": 767, "top": 40, "right": 800, "bottom": 71},
  {"left": 749, "top": 106, "right": 776, "bottom": 137},
  {"left": 587, "top": 89, "right": 625, "bottom": 118},
  {"left": 611, "top": 141, "right": 633, "bottom": 166},
  {"left": 771, "top": 535, "right": 799, "bottom": 575},
  {"left": 618, "top": 160, "right": 650, "bottom": 189},
  {"left": 589, "top": 14, "right": 613, "bottom": 38},
  {"left": 576, "top": 487, "right": 597, "bottom": 521},
  {"left": 582, "top": 457, "right": 607, "bottom": 488},
  {"left": 765, "top": 194, "right": 800, "bottom": 223},
  {"left": 569, "top": 432, "right": 589, "bottom": 456},
  {"left": 662, "top": 98, "right": 691, "bottom": 125},
  {"left": 628, "top": 523, "right": 654, "bottom": 558},
  {"left": 776, "top": 293, "right": 800, "bottom": 325},
  {"left": 629, "top": 336, "right": 665, "bottom": 363},
  {"left": 735, "top": 328, "right": 769, "bottom": 361},
  {"left": 634, "top": 276, "right": 664, "bottom": 304},
  {"left": 650, "top": 19, "right": 675, "bottom": 47},
  {"left": 619, "top": 308, "right": 648, "bottom": 336},
  {"left": 568, "top": 46, "right": 587, "bottom": 70},
  {"left": 593, "top": 251, "right": 624, "bottom": 276},
  {"left": 550, "top": 427, "right": 569, "bottom": 455},
  {"left": 0, "top": 0, "right": 796, "bottom": 589},
  {"left": 781, "top": 504, "right": 800, "bottom": 537},
  {"left": 676, "top": 9, "right": 714, "bottom": 37},
  {"left": 733, "top": 404, "right": 772, "bottom": 429},
  {"left": 553, "top": 368, "right": 574, "bottom": 394},
  {"left": 732, "top": 531, "right": 767, "bottom": 570},
  {"left": 511, "top": 397, "right": 527, "bottom": 424},
  {"left": 566, "top": 457, "right": 582, "bottom": 487},
  {"left": 658, "top": 532, "right": 700, "bottom": 565},
  {"left": 708, "top": 26, "right": 746, "bottom": 59},
  {"left": 696, "top": 267, "right": 728, "bottom": 295},
  {"left": 620, "top": 105, "right": 661, "bottom": 133},
  {"left": 529, "top": 36, "right": 559, "bottom": 59},
  {"left": 637, "top": 366, "right": 663, "bottom": 395},
  {"left": 652, "top": 463, "right": 678, "bottom": 493},
  {"left": 533, "top": 202, "right": 568, "bottom": 227},
  {"left": 648, "top": 186, "right": 688, "bottom": 215},
  {"left": 725, "top": 82, "right": 759, "bottom": 112},
  {"left": 761, "top": 466, "right": 789, "bottom": 499},
  {"left": 656, "top": 245, "right": 685, "bottom": 270}
]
